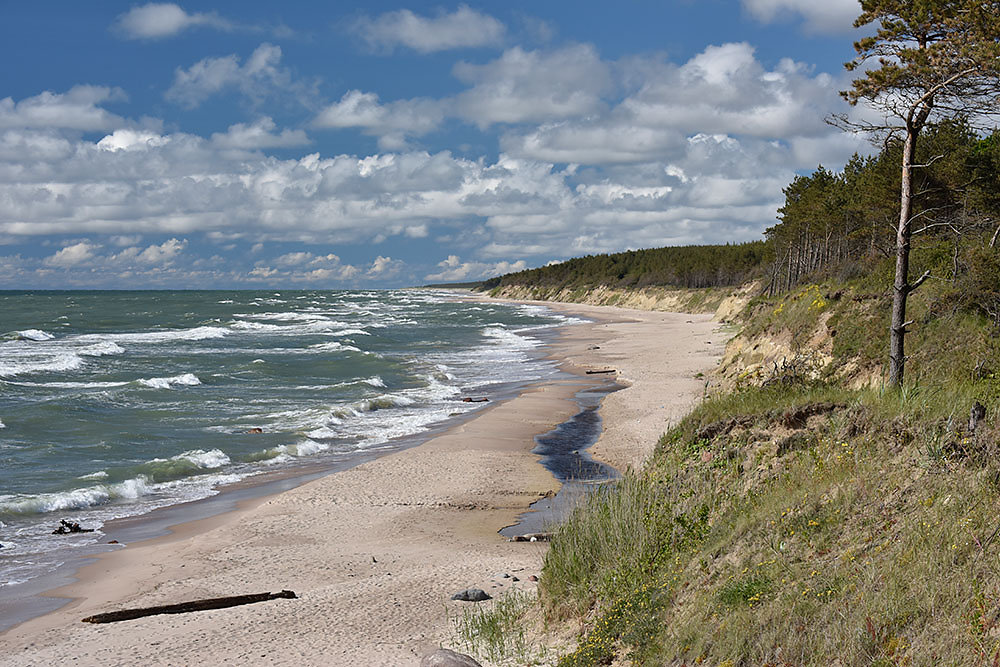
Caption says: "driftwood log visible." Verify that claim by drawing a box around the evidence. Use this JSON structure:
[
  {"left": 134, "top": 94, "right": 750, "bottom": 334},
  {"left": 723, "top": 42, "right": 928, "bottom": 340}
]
[
  {"left": 461, "top": 397, "right": 489, "bottom": 403},
  {"left": 585, "top": 369, "right": 616, "bottom": 375},
  {"left": 53, "top": 519, "right": 94, "bottom": 535},
  {"left": 509, "top": 532, "right": 552, "bottom": 542},
  {"left": 81, "top": 590, "right": 297, "bottom": 624}
]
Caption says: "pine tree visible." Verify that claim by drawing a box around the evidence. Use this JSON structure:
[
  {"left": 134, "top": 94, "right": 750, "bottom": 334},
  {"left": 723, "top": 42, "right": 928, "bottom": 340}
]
[{"left": 839, "top": 0, "right": 1000, "bottom": 387}]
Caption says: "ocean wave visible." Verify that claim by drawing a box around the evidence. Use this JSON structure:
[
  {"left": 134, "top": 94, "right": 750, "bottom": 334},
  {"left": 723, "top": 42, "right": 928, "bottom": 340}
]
[
  {"left": 307, "top": 341, "right": 362, "bottom": 353},
  {"left": 79, "top": 326, "right": 229, "bottom": 345},
  {"left": 482, "top": 327, "right": 538, "bottom": 350},
  {"left": 151, "top": 448, "right": 231, "bottom": 471},
  {"left": 78, "top": 341, "right": 126, "bottom": 357},
  {"left": 358, "top": 394, "right": 415, "bottom": 412},
  {"left": 16, "top": 329, "right": 55, "bottom": 341},
  {"left": 0, "top": 462, "right": 240, "bottom": 517},
  {"left": 137, "top": 373, "right": 202, "bottom": 389},
  {"left": 0, "top": 351, "right": 84, "bottom": 378},
  {"left": 305, "top": 426, "right": 339, "bottom": 439},
  {"left": 0, "top": 478, "right": 153, "bottom": 516},
  {"left": 6, "top": 380, "right": 130, "bottom": 389},
  {"left": 250, "top": 439, "right": 329, "bottom": 464},
  {"left": 328, "top": 328, "right": 370, "bottom": 337},
  {"left": 363, "top": 376, "right": 386, "bottom": 387}
]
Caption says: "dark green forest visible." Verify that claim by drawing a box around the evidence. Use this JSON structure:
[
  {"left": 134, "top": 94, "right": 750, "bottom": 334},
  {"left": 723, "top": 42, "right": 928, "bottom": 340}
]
[{"left": 478, "top": 242, "right": 769, "bottom": 292}]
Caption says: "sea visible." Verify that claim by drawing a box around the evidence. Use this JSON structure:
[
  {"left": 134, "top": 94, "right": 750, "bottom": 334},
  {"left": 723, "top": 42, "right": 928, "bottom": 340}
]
[{"left": 0, "top": 289, "right": 586, "bottom": 617}]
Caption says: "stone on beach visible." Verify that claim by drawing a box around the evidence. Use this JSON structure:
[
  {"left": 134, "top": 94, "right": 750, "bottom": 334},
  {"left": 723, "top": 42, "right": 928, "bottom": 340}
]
[
  {"left": 421, "top": 648, "right": 483, "bottom": 666},
  {"left": 450, "top": 588, "right": 491, "bottom": 602}
]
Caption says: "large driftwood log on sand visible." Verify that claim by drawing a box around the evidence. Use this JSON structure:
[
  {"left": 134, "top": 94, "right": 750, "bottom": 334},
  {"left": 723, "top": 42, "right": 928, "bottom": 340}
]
[
  {"left": 585, "top": 369, "right": 616, "bottom": 375},
  {"left": 81, "top": 590, "right": 297, "bottom": 623}
]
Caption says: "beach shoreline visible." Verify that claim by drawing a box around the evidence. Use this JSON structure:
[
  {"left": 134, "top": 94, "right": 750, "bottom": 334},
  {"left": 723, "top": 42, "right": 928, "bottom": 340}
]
[{"left": 0, "top": 300, "right": 723, "bottom": 666}]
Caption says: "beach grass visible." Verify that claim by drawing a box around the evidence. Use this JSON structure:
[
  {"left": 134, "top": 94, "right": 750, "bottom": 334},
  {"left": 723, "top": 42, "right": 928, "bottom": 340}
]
[
  {"left": 450, "top": 588, "right": 545, "bottom": 665},
  {"left": 540, "top": 376, "right": 1000, "bottom": 665}
]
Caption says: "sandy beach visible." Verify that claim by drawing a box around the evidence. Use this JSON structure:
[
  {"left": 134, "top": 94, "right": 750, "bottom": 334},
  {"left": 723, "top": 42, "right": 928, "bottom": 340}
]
[{"left": 0, "top": 301, "right": 722, "bottom": 666}]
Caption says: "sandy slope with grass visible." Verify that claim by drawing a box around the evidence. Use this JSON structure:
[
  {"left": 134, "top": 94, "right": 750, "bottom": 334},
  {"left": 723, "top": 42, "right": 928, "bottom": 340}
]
[{"left": 0, "top": 301, "right": 722, "bottom": 667}]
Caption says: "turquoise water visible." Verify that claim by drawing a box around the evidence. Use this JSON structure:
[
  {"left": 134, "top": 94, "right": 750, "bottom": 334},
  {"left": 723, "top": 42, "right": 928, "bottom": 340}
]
[{"left": 0, "top": 290, "right": 579, "bottom": 591}]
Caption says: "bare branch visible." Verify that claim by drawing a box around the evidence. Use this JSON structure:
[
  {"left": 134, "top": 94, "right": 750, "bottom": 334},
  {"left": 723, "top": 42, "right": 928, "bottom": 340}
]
[
  {"left": 910, "top": 270, "right": 932, "bottom": 292},
  {"left": 911, "top": 154, "right": 946, "bottom": 169}
]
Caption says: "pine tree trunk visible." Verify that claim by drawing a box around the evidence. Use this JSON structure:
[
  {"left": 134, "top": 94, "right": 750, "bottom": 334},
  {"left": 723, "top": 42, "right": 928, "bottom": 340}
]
[{"left": 889, "top": 125, "right": 917, "bottom": 388}]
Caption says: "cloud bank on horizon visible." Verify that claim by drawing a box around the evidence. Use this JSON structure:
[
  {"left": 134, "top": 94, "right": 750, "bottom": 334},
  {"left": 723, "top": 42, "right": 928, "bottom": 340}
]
[{"left": 0, "top": 0, "right": 870, "bottom": 288}]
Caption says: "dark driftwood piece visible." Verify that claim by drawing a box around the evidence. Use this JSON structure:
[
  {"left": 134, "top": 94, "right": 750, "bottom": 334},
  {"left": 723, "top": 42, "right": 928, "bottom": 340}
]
[
  {"left": 81, "top": 590, "right": 297, "bottom": 624},
  {"left": 585, "top": 369, "right": 616, "bottom": 375},
  {"left": 461, "top": 397, "right": 489, "bottom": 402},
  {"left": 53, "top": 519, "right": 94, "bottom": 535}
]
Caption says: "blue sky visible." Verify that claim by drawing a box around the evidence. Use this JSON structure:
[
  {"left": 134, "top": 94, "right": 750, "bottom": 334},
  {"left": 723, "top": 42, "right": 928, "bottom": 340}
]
[{"left": 0, "top": 1, "right": 872, "bottom": 288}]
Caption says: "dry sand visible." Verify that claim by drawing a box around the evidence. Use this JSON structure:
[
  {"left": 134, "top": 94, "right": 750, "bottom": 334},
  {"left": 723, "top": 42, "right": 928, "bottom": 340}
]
[{"left": 0, "top": 301, "right": 723, "bottom": 666}]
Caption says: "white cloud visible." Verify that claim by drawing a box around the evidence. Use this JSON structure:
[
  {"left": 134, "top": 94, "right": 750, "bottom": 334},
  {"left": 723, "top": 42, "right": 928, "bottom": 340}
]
[
  {"left": 313, "top": 90, "right": 444, "bottom": 149},
  {"left": 211, "top": 117, "right": 310, "bottom": 150},
  {"left": 166, "top": 44, "right": 313, "bottom": 109},
  {"left": 44, "top": 242, "right": 101, "bottom": 267},
  {"left": 453, "top": 45, "right": 612, "bottom": 127},
  {"left": 425, "top": 255, "right": 527, "bottom": 282},
  {"left": 113, "top": 3, "right": 233, "bottom": 40},
  {"left": 98, "top": 129, "right": 170, "bottom": 152},
  {"left": 0, "top": 86, "right": 126, "bottom": 131},
  {"left": 741, "top": 0, "right": 859, "bottom": 33},
  {"left": 136, "top": 237, "right": 186, "bottom": 264},
  {"left": 367, "top": 255, "right": 403, "bottom": 277},
  {"left": 353, "top": 5, "right": 505, "bottom": 54},
  {"left": 502, "top": 44, "right": 853, "bottom": 166}
]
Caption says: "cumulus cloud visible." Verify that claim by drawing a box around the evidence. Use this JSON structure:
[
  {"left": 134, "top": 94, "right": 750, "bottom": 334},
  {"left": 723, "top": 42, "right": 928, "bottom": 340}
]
[
  {"left": 98, "top": 129, "right": 170, "bottom": 152},
  {"left": 353, "top": 5, "right": 505, "bottom": 53},
  {"left": 313, "top": 91, "right": 444, "bottom": 150},
  {"left": 501, "top": 43, "right": 862, "bottom": 166},
  {"left": 0, "top": 86, "right": 126, "bottom": 131},
  {"left": 136, "top": 237, "right": 186, "bottom": 264},
  {"left": 44, "top": 242, "right": 101, "bottom": 267},
  {"left": 741, "top": 0, "right": 860, "bottom": 33},
  {"left": 166, "top": 44, "right": 314, "bottom": 109},
  {"left": 211, "top": 117, "right": 310, "bottom": 150},
  {"left": 453, "top": 45, "right": 613, "bottom": 127},
  {"left": 249, "top": 251, "right": 364, "bottom": 283},
  {"left": 113, "top": 3, "right": 233, "bottom": 40},
  {"left": 425, "top": 255, "right": 527, "bottom": 282},
  {"left": 367, "top": 255, "right": 403, "bottom": 277}
]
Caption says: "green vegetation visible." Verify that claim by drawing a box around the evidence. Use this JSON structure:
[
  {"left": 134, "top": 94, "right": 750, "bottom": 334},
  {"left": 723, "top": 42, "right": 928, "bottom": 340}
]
[
  {"left": 481, "top": 242, "right": 768, "bottom": 293},
  {"left": 449, "top": 588, "right": 543, "bottom": 665},
  {"left": 543, "top": 378, "right": 1000, "bottom": 665}
]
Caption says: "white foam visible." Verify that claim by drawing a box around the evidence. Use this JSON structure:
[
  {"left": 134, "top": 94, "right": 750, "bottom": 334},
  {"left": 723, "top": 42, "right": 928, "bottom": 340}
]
[
  {"left": 363, "top": 376, "right": 386, "bottom": 387},
  {"left": 78, "top": 341, "right": 125, "bottom": 357},
  {"left": 17, "top": 329, "right": 54, "bottom": 341},
  {"left": 291, "top": 439, "right": 329, "bottom": 457},
  {"left": 305, "top": 426, "right": 339, "bottom": 439},
  {"left": 329, "top": 328, "right": 370, "bottom": 337},
  {"left": 171, "top": 448, "right": 231, "bottom": 469},
  {"left": 137, "top": 373, "right": 202, "bottom": 389},
  {"left": 7, "top": 380, "right": 130, "bottom": 389},
  {"left": 307, "top": 341, "right": 361, "bottom": 353},
  {"left": 0, "top": 418, "right": 5, "bottom": 429},
  {"left": 80, "top": 326, "right": 228, "bottom": 344},
  {"left": 0, "top": 351, "right": 83, "bottom": 378},
  {"left": 78, "top": 470, "right": 108, "bottom": 480}
]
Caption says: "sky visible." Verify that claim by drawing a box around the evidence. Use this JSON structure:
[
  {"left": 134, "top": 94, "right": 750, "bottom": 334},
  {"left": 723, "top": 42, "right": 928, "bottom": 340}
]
[{"left": 0, "top": 0, "right": 874, "bottom": 289}]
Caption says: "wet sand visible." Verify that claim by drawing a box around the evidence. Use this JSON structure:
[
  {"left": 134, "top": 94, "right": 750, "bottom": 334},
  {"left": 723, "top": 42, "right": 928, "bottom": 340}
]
[{"left": 0, "top": 301, "right": 722, "bottom": 666}]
